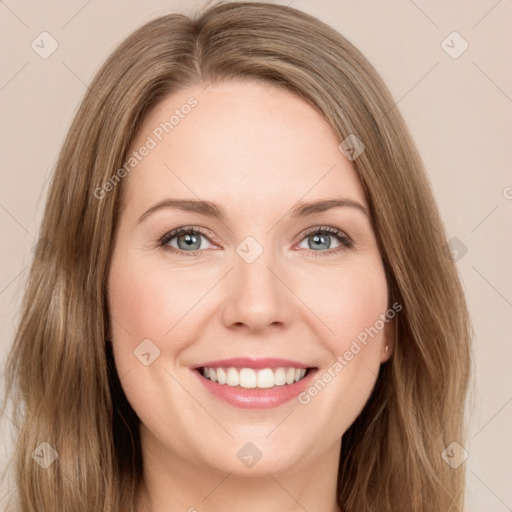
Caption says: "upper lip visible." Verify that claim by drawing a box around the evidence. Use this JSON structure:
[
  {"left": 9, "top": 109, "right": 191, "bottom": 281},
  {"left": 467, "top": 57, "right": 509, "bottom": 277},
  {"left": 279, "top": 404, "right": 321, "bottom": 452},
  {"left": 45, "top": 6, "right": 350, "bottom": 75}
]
[{"left": 190, "top": 357, "right": 315, "bottom": 370}]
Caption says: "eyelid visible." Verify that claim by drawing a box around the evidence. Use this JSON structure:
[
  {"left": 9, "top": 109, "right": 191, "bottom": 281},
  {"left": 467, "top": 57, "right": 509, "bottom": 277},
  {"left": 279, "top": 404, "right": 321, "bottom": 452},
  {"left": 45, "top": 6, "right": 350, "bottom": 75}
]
[{"left": 298, "top": 225, "right": 352, "bottom": 242}]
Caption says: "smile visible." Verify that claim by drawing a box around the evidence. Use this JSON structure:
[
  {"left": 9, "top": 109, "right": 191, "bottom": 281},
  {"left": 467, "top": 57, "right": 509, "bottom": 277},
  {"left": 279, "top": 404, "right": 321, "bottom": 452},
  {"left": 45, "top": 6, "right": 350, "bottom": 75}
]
[{"left": 191, "top": 358, "right": 318, "bottom": 409}]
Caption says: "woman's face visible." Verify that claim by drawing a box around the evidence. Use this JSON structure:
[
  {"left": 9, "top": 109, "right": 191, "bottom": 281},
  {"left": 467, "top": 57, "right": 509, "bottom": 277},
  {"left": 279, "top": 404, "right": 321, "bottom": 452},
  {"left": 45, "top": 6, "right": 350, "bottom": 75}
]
[{"left": 107, "top": 79, "right": 393, "bottom": 477}]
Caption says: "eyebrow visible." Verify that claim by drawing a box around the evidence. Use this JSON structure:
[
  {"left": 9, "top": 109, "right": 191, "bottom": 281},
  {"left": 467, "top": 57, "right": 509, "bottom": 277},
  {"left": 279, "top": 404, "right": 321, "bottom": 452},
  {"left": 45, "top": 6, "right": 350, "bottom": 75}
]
[{"left": 137, "top": 197, "right": 369, "bottom": 224}]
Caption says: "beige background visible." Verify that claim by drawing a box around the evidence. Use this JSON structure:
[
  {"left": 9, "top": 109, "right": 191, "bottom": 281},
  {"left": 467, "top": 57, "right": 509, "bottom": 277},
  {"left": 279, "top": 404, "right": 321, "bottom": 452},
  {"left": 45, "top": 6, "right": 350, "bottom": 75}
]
[{"left": 1, "top": 0, "right": 511, "bottom": 510}]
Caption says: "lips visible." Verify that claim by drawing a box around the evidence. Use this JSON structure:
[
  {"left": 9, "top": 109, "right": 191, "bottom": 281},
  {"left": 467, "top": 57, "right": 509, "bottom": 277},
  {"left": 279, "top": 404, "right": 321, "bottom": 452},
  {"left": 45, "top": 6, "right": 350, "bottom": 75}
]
[{"left": 190, "top": 357, "right": 318, "bottom": 409}]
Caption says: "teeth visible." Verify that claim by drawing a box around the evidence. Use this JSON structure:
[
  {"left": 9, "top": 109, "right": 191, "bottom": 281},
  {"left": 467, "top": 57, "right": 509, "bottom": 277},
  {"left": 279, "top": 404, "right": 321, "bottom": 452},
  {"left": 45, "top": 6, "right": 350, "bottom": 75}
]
[
  {"left": 240, "top": 368, "right": 257, "bottom": 388},
  {"left": 201, "top": 366, "right": 307, "bottom": 388},
  {"left": 217, "top": 368, "right": 227, "bottom": 385},
  {"left": 226, "top": 367, "right": 239, "bottom": 386}
]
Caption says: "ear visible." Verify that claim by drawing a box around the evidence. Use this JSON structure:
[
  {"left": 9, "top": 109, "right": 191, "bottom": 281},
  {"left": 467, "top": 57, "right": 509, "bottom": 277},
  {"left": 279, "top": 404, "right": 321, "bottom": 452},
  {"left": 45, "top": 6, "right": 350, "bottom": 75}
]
[{"left": 380, "top": 318, "right": 395, "bottom": 363}]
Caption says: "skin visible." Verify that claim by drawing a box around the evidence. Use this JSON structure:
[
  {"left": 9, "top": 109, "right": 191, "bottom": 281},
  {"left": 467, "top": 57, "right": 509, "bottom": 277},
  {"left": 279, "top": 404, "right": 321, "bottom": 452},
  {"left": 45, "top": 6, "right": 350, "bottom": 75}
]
[{"left": 107, "top": 79, "right": 393, "bottom": 512}]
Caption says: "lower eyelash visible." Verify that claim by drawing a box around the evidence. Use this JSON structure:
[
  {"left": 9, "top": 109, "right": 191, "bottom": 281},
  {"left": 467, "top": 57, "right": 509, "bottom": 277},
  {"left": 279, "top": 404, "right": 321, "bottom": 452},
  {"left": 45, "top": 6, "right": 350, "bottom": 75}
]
[{"left": 158, "top": 226, "right": 353, "bottom": 256}]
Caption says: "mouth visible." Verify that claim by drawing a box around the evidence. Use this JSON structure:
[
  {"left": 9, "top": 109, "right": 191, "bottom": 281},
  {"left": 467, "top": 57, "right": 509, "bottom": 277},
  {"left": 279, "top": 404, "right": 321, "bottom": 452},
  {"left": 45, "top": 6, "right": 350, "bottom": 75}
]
[{"left": 190, "top": 358, "right": 318, "bottom": 409}]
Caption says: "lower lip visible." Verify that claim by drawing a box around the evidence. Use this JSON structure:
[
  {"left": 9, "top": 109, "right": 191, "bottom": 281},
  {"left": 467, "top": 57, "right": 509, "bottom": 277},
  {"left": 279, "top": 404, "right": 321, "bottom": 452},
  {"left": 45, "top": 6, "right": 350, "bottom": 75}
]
[{"left": 192, "top": 368, "right": 317, "bottom": 409}]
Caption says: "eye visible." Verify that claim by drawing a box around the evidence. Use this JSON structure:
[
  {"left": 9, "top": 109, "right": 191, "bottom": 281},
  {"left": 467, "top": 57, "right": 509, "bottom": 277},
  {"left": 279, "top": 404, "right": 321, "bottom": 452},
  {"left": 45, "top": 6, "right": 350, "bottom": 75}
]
[
  {"left": 158, "top": 226, "right": 215, "bottom": 256},
  {"left": 296, "top": 226, "right": 353, "bottom": 257},
  {"left": 158, "top": 225, "right": 353, "bottom": 257}
]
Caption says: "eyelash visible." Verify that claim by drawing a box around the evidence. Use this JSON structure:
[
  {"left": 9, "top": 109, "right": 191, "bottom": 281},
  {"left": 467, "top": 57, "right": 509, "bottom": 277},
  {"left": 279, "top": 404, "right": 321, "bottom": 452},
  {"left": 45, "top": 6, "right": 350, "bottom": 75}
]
[{"left": 158, "top": 225, "right": 353, "bottom": 258}]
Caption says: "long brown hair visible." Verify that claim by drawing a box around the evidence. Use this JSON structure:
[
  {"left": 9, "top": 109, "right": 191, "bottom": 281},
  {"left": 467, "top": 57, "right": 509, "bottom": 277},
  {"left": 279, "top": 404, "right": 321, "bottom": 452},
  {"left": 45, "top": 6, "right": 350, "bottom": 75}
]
[{"left": 2, "top": 2, "right": 472, "bottom": 510}]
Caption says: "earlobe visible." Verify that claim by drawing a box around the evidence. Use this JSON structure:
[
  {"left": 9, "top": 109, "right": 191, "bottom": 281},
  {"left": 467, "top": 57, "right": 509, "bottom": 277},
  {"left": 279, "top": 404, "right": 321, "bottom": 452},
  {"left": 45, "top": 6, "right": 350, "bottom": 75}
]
[
  {"left": 381, "top": 321, "right": 395, "bottom": 363},
  {"left": 381, "top": 344, "right": 391, "bottom": 363}
]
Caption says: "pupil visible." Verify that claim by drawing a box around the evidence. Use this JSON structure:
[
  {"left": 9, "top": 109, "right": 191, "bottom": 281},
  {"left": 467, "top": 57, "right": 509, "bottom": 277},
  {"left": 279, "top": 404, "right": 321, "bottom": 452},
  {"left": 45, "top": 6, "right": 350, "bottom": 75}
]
[
  {"left": 178, "top": 233, "right": 200, "bottom": 250},
  {"left": 311, "top": 234, "right": 330, "bottom": 250}
]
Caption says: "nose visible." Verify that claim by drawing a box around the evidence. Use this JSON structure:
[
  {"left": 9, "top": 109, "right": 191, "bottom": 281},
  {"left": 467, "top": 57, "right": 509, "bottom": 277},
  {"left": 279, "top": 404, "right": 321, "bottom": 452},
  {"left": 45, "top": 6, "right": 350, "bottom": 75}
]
[{"left": 220, "top": 247, "right": 295, "bottom": 333}]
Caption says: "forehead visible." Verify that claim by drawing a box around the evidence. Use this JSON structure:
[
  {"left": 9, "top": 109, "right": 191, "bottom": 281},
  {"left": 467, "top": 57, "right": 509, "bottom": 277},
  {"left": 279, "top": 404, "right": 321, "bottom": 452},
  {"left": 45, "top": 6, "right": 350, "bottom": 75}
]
[{"left": 122, "top": 80, "right": 367, "bottom": 215}]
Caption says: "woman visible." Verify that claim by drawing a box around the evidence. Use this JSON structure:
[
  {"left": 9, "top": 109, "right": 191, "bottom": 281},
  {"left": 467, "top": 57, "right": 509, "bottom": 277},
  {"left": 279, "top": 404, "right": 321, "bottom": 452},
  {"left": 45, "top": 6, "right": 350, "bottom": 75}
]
[{"left": 2, "top": 2, "right": 472, "bottom": 511}]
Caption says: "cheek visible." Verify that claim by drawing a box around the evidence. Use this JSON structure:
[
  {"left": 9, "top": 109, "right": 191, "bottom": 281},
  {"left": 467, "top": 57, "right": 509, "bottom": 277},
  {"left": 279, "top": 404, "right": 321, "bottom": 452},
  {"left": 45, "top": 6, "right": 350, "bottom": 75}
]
[
  {"left": 106, "top": 253, "right": 199, "bottom": 422},
  {"left": 107, "top": 253, "right": 211, "bottom": 347},
  {"left": 108, "top": 248, "right": 389, "bottom": 359},
  {"left": 301, "top": 259, "right": 389, "bottom": 353},
  {"left": 291, "top": 261, "right": 389, "bottom": 440}
]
